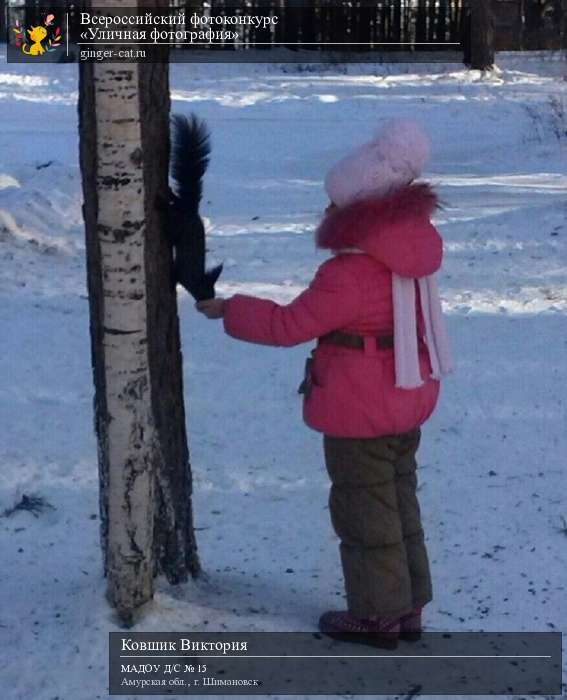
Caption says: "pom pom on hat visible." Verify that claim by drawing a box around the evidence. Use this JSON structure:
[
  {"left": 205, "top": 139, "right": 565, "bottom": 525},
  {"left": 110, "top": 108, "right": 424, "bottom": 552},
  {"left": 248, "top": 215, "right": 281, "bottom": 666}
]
[{"left": 324, "top": 119, "right": 431, "bottom": 208}]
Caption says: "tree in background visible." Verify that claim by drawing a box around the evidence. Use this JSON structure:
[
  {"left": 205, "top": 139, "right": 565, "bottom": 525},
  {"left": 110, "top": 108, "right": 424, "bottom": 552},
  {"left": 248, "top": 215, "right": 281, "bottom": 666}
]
[
  {"left": 0, "top": 1, "right": 5, "bottom": 43},
  {"left": 415, "top": 0, "right": 428, "bottom": 45},
  {"left": 463, "top": 0, "right": 495, "bottom": 70},
  {"left": 78, "top": 0, "right": 200, "bottom": 625},
  {"left": 523, "top": 0, "right": 544, "bottom": 48}
]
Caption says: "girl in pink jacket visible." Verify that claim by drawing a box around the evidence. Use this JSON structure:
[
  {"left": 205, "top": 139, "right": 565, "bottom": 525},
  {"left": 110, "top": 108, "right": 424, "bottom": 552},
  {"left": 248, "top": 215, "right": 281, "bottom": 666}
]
[{"left": 197, "top": 120, "right": 452, "bottom": 649}]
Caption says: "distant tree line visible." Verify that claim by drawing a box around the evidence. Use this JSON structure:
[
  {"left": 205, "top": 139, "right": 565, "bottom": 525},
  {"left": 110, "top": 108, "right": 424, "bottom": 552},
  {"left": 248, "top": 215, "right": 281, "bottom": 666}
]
[
  {"left": 174, "top": 0, "right": 565, "bottom": 52},
  {"left": 175, "top": 1, "right": 466, "bottom": 51},
  {"left": 173, "top": 1, "right": 465, "bottom": 51},
  {"left": 493, "top": 0, "right": 565, "bottom": 49},
  {"left": 3, "top": 1, "right": 566, "bottom": 54}
]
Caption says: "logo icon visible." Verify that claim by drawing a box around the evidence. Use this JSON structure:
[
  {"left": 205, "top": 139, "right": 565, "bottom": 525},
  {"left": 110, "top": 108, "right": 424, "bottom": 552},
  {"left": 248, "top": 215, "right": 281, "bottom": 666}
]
[{"left": 13, "top": 13, "right": 62, "bottom": 56}]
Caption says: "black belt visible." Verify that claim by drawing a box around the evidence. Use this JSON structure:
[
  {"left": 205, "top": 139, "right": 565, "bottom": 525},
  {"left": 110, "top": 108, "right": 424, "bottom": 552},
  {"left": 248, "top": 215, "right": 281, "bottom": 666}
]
[{"left": 319, "top": 330, "right": 394, "bottom": 350}]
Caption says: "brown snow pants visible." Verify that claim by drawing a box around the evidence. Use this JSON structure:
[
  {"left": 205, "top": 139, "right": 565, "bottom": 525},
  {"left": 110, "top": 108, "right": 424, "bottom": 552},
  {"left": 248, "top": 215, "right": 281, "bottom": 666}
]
[{"left": 323, "top": 428, "right": 433, "bottom": 619}]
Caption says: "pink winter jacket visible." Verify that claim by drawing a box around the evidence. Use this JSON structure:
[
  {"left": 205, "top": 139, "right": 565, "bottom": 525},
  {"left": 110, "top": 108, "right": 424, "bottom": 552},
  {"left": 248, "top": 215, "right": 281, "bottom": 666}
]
[{"left": 223, "top": 183, "right": 443, "bottom": 438}]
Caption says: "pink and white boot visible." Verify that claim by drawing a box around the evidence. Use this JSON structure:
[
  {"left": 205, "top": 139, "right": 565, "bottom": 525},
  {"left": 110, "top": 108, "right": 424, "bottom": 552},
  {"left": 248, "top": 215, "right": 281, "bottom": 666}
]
[
  {"left": 318, "top": 610, "right": 400, "bottom": 649},
  {"left": 399, "top": 607, "right": 423, "bottom": 642}
]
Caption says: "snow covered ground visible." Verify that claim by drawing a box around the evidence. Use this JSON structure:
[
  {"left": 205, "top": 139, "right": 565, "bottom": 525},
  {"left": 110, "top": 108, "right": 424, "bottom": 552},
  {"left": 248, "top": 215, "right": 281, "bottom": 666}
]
[{"left": 1, "top": 49, "right": 566, "bottom": 699}]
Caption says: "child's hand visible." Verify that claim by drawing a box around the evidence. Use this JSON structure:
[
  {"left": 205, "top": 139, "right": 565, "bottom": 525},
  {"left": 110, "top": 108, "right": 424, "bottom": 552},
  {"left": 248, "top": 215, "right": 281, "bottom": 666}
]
[{"left": 195, "top": 298, "right": 226, "bottom": 319}]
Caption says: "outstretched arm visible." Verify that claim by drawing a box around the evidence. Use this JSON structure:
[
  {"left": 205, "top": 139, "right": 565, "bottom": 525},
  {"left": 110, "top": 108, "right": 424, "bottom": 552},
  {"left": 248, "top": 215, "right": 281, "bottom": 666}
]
[{"left": 197, "top": 256, "right": 363, "bottom": 347}]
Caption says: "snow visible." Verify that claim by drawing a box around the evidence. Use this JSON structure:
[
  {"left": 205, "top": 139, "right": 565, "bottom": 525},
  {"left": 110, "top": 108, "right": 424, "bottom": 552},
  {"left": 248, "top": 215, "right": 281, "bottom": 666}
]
[{"left": 1, "top": 49, "right": 566, "bottom": 699}]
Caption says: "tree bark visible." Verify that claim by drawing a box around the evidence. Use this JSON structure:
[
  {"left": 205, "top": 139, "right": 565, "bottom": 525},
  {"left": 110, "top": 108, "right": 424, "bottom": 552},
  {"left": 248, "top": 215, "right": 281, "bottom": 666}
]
[
  {"left": 561, "top": 0, "right": 567, "bottom": 51},
  {"left": 435, "top": 0, "right": 447, "bottom": 44},
  {"left": 468, "top": 0, "right": 495, "bottom": 70},
  {"left": 24, "top": 0, "right": 37, "bottom": 30},
  {"left": 415, "top": 0, "right": 428, "bottom": 45},
  {"left": 391, "top": 1, "right": 402, "bottom": 45},
  {"left": 0, "top": 1, "right": 6, "bottom": 44},
  {"left": 79, "top": 0, "right": 199, "bottom": 625}
]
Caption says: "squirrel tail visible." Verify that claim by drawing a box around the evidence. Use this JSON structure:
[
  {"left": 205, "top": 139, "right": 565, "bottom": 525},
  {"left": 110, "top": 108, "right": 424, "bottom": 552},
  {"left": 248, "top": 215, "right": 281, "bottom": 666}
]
[{"left": 169, "top": 113, "right": 210, "bottom": 212}]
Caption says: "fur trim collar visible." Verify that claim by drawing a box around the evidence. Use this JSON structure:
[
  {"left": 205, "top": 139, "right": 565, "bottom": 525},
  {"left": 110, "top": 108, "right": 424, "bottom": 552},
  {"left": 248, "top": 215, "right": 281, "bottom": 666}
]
[{"left": 316, "top": 182, "right": 439, "bottom": 252}]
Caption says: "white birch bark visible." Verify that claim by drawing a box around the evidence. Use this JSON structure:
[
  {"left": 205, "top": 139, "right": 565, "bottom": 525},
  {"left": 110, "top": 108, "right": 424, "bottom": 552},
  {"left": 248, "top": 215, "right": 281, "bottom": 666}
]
[
  {"left": 80, "top": 0, "right": 200, "bottom": 621},
  {"left": 93, "top": 28, "right": 155, "bottom": 617}
]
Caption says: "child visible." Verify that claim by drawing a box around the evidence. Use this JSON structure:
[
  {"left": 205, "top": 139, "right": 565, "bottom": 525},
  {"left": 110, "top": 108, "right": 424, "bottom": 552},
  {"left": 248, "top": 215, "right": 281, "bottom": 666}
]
[{"left": 196, "top": 119, "right": 452, "bottom": 649}]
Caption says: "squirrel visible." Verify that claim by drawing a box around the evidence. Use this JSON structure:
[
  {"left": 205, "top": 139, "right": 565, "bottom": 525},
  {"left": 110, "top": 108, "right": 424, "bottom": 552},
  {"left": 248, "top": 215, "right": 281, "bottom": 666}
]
[{"left": 167, "top": 113, "right": 222, "bottom": 302}]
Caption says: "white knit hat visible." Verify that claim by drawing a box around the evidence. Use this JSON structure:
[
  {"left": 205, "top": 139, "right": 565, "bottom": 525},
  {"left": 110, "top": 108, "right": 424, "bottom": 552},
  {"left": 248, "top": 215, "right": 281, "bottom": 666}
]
[{"left": 324, "top": 119, "right": 431, "bottom": 208}]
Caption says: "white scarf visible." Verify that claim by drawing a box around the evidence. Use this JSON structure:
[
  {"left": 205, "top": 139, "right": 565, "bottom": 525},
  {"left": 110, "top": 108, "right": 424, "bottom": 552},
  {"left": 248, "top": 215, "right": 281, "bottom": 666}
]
[
  {"left": 392, "top": 273, "right": 453, "bottom": 389},
  {"left": 335, "top": 249, "right": 454, "bottom": 389}
]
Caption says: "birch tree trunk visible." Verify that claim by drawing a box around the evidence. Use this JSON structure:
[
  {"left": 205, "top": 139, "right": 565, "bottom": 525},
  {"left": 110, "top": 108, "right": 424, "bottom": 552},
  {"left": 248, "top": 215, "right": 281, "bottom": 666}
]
[{"left": 79, "top": 0, "right": 200, "bottom": 625}]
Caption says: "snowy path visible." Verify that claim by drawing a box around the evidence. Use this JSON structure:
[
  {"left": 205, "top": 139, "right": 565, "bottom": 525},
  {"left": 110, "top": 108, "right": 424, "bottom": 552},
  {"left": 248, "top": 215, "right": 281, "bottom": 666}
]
[{"left": 1, "top": 52, "right": 566, "bottom": 699}]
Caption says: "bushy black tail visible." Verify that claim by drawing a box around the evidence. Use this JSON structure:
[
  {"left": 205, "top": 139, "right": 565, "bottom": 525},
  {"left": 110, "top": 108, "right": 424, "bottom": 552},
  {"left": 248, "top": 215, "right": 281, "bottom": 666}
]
[
  {"left": 170, "top": 113, "right": 210, "bottom": 212},
  {"left": 167, "top": 112, "right": 222, "bottom": 301}
]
